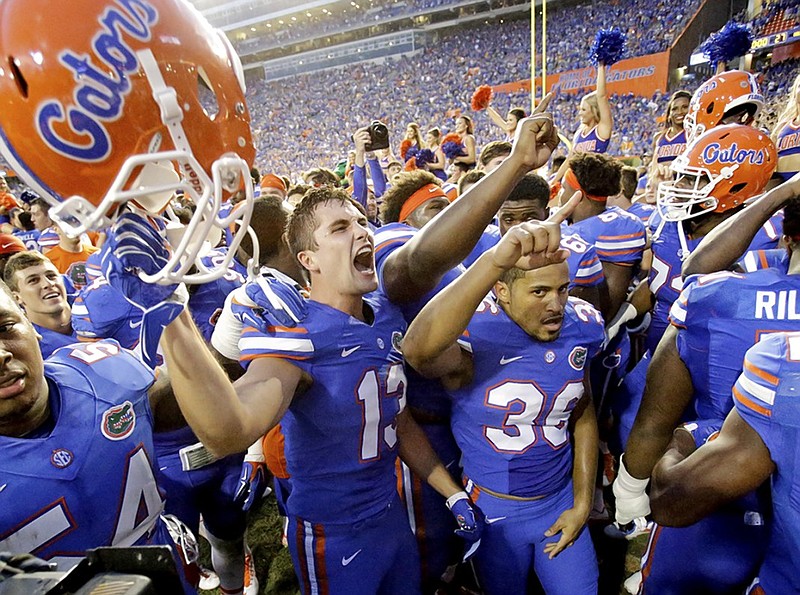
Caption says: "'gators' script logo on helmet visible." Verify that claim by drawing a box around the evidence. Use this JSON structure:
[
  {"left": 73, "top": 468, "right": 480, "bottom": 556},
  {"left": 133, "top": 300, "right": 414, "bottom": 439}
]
[
  {"left": 701, "top": 142, "right": 766, "bottom": 166},
  {"left": 36, "top": 0, "right": 159, "bottom": 162}
]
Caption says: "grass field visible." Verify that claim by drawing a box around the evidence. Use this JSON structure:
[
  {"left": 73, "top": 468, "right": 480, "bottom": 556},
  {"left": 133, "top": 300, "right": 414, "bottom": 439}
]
[{"left": 199, "top": 494, "right": 649, "bottom": 595}]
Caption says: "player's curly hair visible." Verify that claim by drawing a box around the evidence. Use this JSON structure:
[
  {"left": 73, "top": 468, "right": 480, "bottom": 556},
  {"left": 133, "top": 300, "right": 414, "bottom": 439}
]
[
  {"left": 569, "top": 152, "right": 622, "bottom": 199},
  {"left": 287, "top": 187, "right": 365, "bottom": 258},
  {"left": 379, "top": 170, "right": 441, "bottom": 224}
]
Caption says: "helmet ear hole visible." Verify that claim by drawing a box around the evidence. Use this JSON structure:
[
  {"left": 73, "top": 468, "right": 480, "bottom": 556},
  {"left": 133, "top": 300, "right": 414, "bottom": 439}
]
[
  {"left": 196, "top": 67, "right": 219, "bottom": 120},
  {"left": 7, "top": 57, "right": 28, "bottom": 98},
  {"left": 730, "top": 182, "right": 747, "bottom": 195},
  {"left": 705, "top": 101, "right": 715, "bottom": 115}
]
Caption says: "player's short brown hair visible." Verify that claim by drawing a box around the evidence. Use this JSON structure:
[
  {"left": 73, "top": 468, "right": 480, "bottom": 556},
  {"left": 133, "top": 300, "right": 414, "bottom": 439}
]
[{"left": 287, "top": 187, "right": 365, "bottom": 257}]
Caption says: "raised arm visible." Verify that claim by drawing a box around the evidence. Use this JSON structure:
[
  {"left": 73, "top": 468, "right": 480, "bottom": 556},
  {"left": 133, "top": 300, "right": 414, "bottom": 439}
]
[
  {"left": 681, "top": 172, "right": 800, "bottom": 278},
  {"left": 350, "top": 127, "right": 371, "bottom": 210},
  {"left": 486, "top": 106, "right": 511, "bottom": 135},
  {"left": 161, "top": 310, "right": 303, "bottom": 457},
  {"left": 382, "top": 96, "right": 562, "bottom": 303},
  {"left": 595, "top": 64, "right": 613, "bottom": 141}
]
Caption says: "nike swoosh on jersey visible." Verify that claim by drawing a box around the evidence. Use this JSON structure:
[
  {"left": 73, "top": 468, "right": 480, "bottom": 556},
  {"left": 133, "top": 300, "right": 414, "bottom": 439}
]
[
  {"left": 341, "top": 549, "right": 362, "bottom": 566},
  {"left": 341, "top": 346, "right": 361, "bottom": 357},
  {"left": 129, "top": 319, "right": 143, "bottom": 329},
  {"left": 0, "top": 484, "right": 6, "bottom": 493},
  {"left": 499, "top": 355, "right": 523, "bottom": 365},
  {"left": 485, "top": 516, "right": 507, "bottom": 524}
]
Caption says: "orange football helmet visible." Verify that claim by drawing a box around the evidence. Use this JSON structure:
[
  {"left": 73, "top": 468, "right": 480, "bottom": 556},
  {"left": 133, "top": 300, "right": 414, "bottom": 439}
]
[
  {"left": 0, "top": 0, "right": 255, "bottom": 283},
  {"left": 657, "top": 124, "right": 776, "bottom": 222},
  {"left": 683, "top": 70, "right": 764, "bottom": 143}
]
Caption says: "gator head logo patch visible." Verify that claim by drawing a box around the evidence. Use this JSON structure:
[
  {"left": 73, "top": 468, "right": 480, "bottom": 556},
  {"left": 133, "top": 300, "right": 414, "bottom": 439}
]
[
  {"left": 102, "top": 401, "right": 136, "bottom": 441},
  {"left": 391, "top": 331, "right": 404, "bottom": 354},
  {"left": 569, "top": 346, "right": 588, "bottom": 371}
]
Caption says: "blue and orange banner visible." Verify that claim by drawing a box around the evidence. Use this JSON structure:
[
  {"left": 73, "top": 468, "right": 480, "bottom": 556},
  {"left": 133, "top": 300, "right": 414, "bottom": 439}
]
[{"left": 495, "top": 51, "right": 670, "bottom": 98}]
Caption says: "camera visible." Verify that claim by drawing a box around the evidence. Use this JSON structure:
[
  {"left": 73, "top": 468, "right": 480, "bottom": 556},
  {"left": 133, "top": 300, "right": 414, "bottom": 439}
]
[
  {"left": 353, "top": 121, "right": 390, "bottom": 152},
  {"left": 0, "top": 547, "right": 185, "bottom": 594}
]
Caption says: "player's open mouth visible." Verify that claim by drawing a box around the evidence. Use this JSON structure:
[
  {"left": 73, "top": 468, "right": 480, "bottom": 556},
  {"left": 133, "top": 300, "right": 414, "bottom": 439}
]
[
  {"left": 42, "top": 291, "right": 60, "bottom": 301},
  {"left": 541, "top": 315, "right": 563, "bottom": 331},
  {"left": 0, "top": 375, "right": 25, "bottom": 400},
  {"left": 353, "top": 246, "right": 374, "bottom": 274}
]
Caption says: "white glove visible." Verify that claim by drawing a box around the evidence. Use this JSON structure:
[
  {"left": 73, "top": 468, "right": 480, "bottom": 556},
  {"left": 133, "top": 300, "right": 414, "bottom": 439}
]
[{"left": 613, "top": 456, "right": 651, "bottom": 525}]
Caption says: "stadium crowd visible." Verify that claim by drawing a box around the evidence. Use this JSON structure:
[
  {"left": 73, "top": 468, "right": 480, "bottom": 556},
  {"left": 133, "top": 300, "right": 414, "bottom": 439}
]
[{"left": 3, "top": 0, "right": 800, "bottom": 595}]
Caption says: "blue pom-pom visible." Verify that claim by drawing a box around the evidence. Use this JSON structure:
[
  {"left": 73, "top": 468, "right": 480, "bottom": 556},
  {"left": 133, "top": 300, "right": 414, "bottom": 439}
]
[
  {"left": 442, "top": 141, "right": 465, "bottom": 160},
  {"left": 700, "top": 22, "right": 753, "bottom": 66},
  {"left": 589, "top": 28, "right": 627, "bottom": 66},
  {"left": 404, "top": 145, "right": 420, "bottom": 163},
  {"left": 415, "top": 149, "right": 435, "bottom": 167}
]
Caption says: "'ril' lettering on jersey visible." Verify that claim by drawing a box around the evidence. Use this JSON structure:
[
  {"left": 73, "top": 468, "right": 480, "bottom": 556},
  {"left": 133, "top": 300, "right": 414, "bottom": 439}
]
[{"left": 754, "top": 290, "right": 800, "bottom": 320}]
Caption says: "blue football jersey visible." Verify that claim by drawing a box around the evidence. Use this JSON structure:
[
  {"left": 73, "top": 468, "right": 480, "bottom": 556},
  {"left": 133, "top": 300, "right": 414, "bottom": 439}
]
[
  {"left": 740, "top": 249, "right": 789, "bottom": 274},
  {"left": 374, "top": 223, "right": 462, "bottom": 418},
  {"left": 648, "top": 220, "right": 702, "bottom": 354},
  {"left": 669, "top": 269, "right": 800, "bottom": 422},
  {"left": 12, "top": 228, "right": 40, "bottom": 251},
  {"left": 0, "top": 341, "right": 168, "bottom": 567},
  {"left": 188, "top": 247, "right": 246, "bottom": 342},
  {"left": 237, "top": 295, "right": 408, "bottom": 524},
  {"left": 37, "top": 227, "right": 59, "bottom": 251},
  {"left": 648, "top": 212, "right": 783, "bottom": 355},
  {"left": 72, "top": 276, "right": 142, "bottom": 351},
  {"left": 560, "top": 231, "right": 605, "bottom": 288},
  {"left": 462, "top": 225, "right": 501, "bottom": 269},
  {"left": 627, "top": 202, "right": 656, "bottom": 227},
  {"left": 752, "top": 210, "right": 784, "bottom": 250},
  {"left": 733, "top": 332, "right": 800, "bottom": 593},
  {"left": 33, "top": 323, "right": 78, "bottom": 359},
  {"left": 450, "top": 297, "right": 604, "bottom": 497},
  {"left": 568, "top": 206, "right": 646, "bottom": 266}
]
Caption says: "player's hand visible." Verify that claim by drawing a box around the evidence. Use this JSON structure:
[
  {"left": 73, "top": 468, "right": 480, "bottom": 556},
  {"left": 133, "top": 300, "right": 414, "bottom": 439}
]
[
  {"left": 490, "top": 191, "right": 579, "bottom": 272},
  {"left": 612, "top": 456, "right": 651, "bottom": 525},
  {"left": 101, "top": 212, "right": 178, "bottom": 310},
  {"left": 244, "top": 268, "right": 308, "bottom": 330},
  {"left": 446, "top": 492, "right": 485, "bottom": 560},
  {"left": 543, "top": 506, "right": 588, "bottom": 559},
  {"left": 510, "top": 93, "right": 560, "bottom": 170},
  {"left": 102, "top": 212, "right": 187, "bottom": 367},
  {"left": 234, "top": 452, "right": 268, "bottom": 512}
]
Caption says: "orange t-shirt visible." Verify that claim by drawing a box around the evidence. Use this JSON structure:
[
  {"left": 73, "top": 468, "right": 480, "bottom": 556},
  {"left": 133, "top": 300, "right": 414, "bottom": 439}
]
[{"left": 44, "top": 244, "right": 99, "bottom": 290}]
